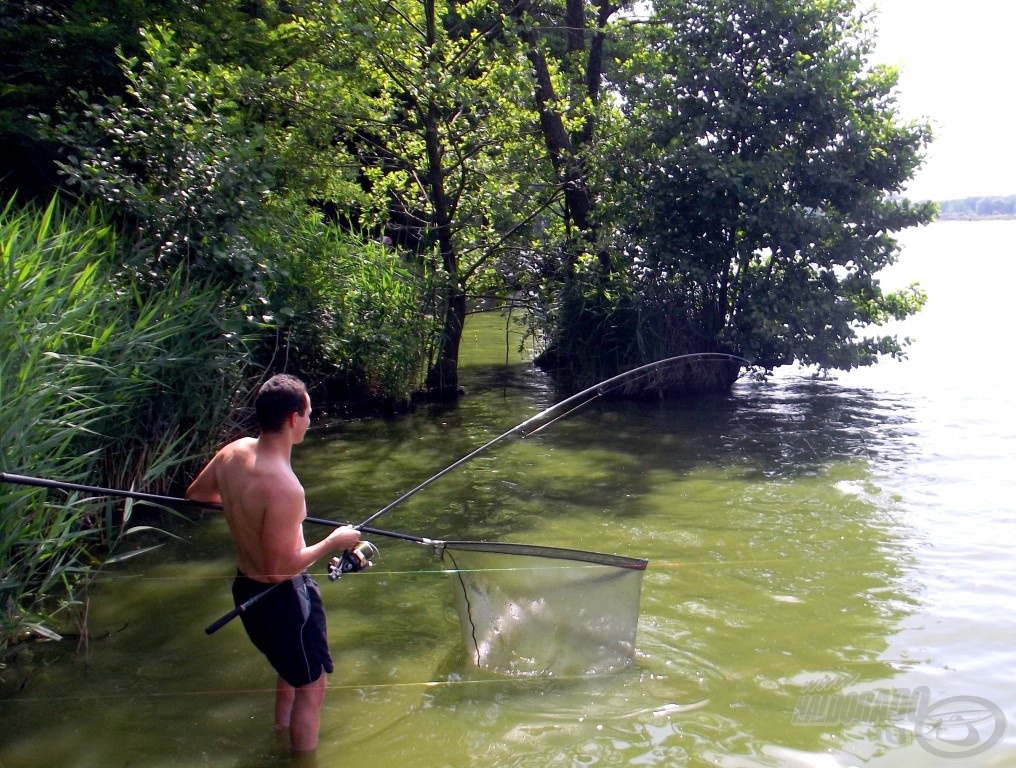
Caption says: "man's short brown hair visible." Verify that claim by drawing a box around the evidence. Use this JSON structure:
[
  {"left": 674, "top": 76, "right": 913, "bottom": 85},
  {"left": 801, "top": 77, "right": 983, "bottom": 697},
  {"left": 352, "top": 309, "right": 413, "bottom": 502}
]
[{"left": 255, "top": 374, "right": 309, "bottom": 433}]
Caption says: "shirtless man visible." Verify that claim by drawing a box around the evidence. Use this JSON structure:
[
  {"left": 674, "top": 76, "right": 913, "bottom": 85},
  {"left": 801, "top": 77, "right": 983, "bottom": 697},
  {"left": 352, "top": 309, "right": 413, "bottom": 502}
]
[{"left": 187, "top": 374, "right": 360, "bottom": 753}]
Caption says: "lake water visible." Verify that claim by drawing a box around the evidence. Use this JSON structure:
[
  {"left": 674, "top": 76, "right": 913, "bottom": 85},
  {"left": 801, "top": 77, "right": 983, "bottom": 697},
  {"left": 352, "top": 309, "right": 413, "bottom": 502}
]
[{"left": 1, "top": 220, "right": 1014, "bottom": 767}]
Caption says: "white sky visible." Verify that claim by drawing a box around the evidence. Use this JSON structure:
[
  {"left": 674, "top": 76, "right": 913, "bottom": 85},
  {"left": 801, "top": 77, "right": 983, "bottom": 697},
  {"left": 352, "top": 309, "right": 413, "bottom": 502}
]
[{"left": 869, "top": 0, "right": 1016, "bottom": 201}]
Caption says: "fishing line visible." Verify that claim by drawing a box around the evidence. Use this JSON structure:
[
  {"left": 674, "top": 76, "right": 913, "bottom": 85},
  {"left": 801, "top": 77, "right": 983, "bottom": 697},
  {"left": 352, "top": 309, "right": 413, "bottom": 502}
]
[
  {"left": 2, "top": 466, "right": 790, "bottom": 578},
  {"left": 82, "top": 557, "right": 793, "bottom": 592},
  {"left": 89, "top": 556, "right": 790, "bottom": 587},
  {"left": 3, "top": 673, "right": 609, "bottom": 705},
  {"left": 86, "top": 562, "right": 643, "bottom": 590}
]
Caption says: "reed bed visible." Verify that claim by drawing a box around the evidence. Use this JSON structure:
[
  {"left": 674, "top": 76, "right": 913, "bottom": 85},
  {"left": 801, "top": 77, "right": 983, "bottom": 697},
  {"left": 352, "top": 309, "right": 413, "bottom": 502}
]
[
  {"left": 1, "top": 196, "right": 436, "bottom": 656},
  {"left": 0, "top": 197, "right": 244, "bottom": 653}
]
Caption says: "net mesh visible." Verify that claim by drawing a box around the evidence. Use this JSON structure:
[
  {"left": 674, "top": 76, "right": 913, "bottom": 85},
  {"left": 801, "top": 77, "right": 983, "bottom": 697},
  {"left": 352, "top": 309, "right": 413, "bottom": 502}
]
[{"left": 438, "top": 541, "right": 648, "bottom": 677}]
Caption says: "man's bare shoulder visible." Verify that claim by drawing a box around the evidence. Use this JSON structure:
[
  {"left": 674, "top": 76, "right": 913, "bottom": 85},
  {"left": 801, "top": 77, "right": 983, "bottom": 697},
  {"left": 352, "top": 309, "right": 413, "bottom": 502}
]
[
  {"left": 231, "top": 439, "right": 302, "bottom": 496},
  {"left": 212, "top": 437, "right": 263, "bottom": 478},
  {"left": 217, "top": 436, "right": 258, "bottom": 460},
  {"left": 187, "top": 438, "right": 257, "bottom": 503}
]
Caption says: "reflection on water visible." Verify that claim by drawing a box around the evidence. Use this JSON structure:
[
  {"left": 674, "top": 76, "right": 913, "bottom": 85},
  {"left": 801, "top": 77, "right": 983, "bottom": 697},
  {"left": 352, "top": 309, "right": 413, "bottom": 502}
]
[{"left": 2, "top": 222, "right": 1015, "bottom": 766}]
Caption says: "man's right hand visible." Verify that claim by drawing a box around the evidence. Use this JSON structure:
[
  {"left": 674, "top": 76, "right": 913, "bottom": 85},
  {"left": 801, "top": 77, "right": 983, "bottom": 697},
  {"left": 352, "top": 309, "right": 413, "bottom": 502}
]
[{"left": 328, "top": 525, "right": 361, "bottom": 552}]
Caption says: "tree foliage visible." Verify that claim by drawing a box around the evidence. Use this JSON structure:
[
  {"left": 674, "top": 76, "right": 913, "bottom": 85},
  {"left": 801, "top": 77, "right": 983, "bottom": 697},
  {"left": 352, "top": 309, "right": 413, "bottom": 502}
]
[
  {"left": 539, "top": 0, "right": 934, "bottom": 391},
  {"left": 286, "top": 0, "right": 556, "bottom": 396},
  {"left": 496, "top": 0, "right": 625, "bottom": 260},
  {"left": 5, "top": 0, "right": 935, "bottom": 400},
  {"left": 39, "top": 28, "right": 272, "bottom": 287},
  {"left": 0, "top": 0, "right": 281, "bottom": 201},
  {"left": 39, "top": 22, "right": 434, "bottom": 404}
]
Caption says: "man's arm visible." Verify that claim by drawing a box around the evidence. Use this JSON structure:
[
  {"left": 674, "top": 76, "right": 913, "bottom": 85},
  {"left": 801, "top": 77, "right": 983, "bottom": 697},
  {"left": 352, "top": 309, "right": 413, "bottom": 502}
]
[
  {"left": 260, "top": 482, "right": 360, "bottom": 582},
  {"left": 186, "top": 454, "right": 222, "bottom": 504}
]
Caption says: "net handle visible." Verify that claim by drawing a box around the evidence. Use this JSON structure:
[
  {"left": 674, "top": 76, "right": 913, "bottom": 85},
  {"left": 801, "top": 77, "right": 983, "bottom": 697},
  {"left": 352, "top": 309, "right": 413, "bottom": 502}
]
[{"left": 0, "top": 474, "right": 646, "bottom": 566}]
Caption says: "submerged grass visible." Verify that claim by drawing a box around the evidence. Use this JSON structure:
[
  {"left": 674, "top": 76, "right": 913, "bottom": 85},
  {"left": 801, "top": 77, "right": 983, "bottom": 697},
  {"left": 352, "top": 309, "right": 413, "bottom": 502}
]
[{"left": 0, "top": 197, "right": 245, "bottom": 654}]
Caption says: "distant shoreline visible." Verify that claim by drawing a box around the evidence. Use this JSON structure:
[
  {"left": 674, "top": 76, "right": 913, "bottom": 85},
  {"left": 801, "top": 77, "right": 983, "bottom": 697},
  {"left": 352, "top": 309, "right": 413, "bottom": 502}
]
[
  {"left": 931, "top": 194, "right": 1016, "bottom": 220},
  {"left": 934, "top": 213, "right": 1016, "bottom": 221}
]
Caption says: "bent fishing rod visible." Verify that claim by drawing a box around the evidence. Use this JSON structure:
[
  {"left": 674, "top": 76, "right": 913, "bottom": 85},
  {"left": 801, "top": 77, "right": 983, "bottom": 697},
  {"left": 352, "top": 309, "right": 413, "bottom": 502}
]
[
  {"left": 356, "top": 351, "right": 753, "bottom": 530},
  {"left": 2, "top": 351, "right": 750, "bottom": 534}
]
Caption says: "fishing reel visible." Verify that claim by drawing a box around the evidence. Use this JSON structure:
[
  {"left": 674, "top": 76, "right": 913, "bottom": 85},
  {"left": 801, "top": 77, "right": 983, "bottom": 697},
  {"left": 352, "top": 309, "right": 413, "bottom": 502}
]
[{"left": 328, "top": 540, "right": 379, "bottom": 581}]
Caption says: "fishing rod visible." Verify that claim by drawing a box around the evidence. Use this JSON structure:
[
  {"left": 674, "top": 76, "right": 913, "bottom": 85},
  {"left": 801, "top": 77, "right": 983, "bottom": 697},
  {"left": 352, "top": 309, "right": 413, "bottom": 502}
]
[
  {"left": 357, "top": 351, "right": 752, "bottom": 530},
  {"left": 3, "top": 352, "right": 751, "bottom": 634}
]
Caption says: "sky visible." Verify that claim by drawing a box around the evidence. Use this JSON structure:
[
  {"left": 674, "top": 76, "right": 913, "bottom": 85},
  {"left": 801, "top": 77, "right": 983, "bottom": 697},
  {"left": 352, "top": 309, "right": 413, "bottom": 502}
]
[{"left": 869, "top": 0, "right": 1016, "bottom": 201}]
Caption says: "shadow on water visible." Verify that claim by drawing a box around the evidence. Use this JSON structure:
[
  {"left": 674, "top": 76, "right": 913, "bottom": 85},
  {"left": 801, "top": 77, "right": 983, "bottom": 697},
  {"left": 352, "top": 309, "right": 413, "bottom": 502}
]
[{"left": 1, "top": 338, "right": 935, "bottom": 767}]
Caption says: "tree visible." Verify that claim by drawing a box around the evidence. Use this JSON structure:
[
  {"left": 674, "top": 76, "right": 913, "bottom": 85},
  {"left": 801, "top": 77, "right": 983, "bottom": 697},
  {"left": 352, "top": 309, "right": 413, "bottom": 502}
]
[
  {"left": 295, "top": 0, "right": 553, "bottom": 397},
  {"left": 0, "top": 0, "right": 162, "bottom": 200},
  {"left": 497, "top": 0, "right": 620, "bottom": 265},
  {"left": 40, "top": 27, "right": 274, "bottom": 288},
  {"left": 0, "top": 0, "right": 279, "bottom": 202},
  {"left": 489, "top": 0, "right": 647, "bottom": 387},
  {"left": 42, "top": 23, "right": 433, "bottom": 405},
  {"left": 552, "top": 0, "right": 935, "bottom": 392}
]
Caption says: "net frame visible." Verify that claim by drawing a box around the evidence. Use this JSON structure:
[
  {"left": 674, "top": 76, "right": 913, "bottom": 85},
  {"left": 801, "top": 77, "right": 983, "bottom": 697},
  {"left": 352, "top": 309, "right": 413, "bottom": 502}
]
[{"left": 437, "top": 540, "right": 648, "bottom": 570}]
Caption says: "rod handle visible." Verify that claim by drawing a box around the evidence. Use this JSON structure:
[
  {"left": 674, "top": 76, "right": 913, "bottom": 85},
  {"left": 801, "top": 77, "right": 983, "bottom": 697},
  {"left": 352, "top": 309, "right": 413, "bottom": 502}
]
[{"left": 204, "top": 609, "right": 239, "bottom": 635}]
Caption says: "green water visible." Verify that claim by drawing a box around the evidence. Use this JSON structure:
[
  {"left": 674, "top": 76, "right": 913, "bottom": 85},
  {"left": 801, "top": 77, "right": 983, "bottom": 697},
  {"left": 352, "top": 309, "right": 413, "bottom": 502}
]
[{"left": 3, "top": 222, "right": 1016, "bottom": 766}]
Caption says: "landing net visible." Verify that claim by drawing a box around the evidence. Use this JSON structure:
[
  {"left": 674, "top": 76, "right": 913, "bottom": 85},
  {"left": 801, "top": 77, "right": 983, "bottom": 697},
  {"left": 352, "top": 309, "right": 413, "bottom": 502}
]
[{"left": 437, "top": 541, "right": 648, "bottom": 677}]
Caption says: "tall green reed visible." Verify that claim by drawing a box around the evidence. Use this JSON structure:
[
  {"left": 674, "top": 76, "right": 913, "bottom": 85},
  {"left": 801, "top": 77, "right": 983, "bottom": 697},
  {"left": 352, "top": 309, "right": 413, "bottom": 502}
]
[{"left": 1, "top": 197, "right": 246, "bottom": 653}]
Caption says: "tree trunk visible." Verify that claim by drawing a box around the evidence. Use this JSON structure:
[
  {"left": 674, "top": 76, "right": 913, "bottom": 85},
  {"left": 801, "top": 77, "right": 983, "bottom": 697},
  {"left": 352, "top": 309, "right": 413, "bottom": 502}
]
[
  {"left": 503, "top": 0, "right": 610, "bottom": 270},
  {"left": 425, "top": 279, "right": 466, "bottom": 398},
  {"left": 421, "top": 0, "right": 463, "bottom": 399}
]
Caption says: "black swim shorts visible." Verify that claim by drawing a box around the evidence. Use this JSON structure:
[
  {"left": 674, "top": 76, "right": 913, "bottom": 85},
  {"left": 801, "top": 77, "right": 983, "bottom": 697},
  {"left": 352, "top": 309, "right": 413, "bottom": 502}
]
[{"left": 232, "top": 571, "right": 334, "bottom": 688}]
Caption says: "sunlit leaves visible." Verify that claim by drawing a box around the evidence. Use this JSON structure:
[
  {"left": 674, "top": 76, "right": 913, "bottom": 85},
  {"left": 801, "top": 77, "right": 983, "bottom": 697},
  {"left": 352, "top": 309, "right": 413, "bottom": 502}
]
[{"left": 40, "top": 26, "right": 273, "bottom": 289}]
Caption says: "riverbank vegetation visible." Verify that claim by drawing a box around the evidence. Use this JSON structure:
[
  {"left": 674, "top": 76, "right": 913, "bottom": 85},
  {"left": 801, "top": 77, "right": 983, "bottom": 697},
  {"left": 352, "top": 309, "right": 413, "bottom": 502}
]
[
  {"left": 0, "top": 197, "right": 240, "bottom": 650},
  {"left": 1, "top": 0, "right": 934, "bottom": 653}
]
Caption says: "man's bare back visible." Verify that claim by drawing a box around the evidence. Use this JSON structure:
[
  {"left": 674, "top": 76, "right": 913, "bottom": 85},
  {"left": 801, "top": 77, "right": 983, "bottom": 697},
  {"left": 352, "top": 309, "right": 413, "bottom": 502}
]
[
  {"left": 193, "top": 436, "right": 310, "bottom": 581},
  {"left": 188, "top": 389, "right": 358, "bottom": 583}
]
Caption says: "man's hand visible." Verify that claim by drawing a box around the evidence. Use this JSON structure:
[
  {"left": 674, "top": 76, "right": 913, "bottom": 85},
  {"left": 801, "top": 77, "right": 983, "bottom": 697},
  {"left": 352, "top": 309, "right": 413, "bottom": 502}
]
[{"left": 327, "top": 525, "right": 361, "bottom": 552}]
